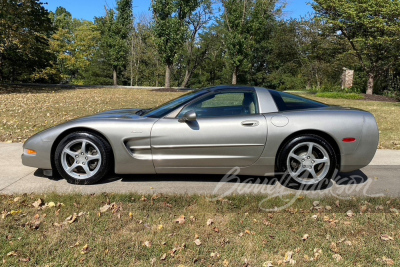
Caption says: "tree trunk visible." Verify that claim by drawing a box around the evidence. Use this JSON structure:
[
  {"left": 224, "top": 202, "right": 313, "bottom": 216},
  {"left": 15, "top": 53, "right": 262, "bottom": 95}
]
[
  {"left": 181, "top": 69, "right": 191, "bottom": 88},
  {"left": 113, "top": 69, "right": 117, "bottom": 86},
  {"left": 165, "top": 65, "right": 172, "bottom": 88},
  {"left": 232, "top": 67, "right": 238, "bottom": 85},
  {"left": 366, "top": 73, "right": 374, "bottom": 95}
]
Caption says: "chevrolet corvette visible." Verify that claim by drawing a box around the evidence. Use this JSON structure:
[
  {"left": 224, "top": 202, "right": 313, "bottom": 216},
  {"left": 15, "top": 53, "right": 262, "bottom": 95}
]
[{"left": 22, "top": 86, "right": 379, "bottom": 186}]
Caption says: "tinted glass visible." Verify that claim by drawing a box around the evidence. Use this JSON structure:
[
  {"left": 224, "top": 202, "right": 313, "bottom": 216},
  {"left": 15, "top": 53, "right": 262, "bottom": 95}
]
[
  {"left": 179, "top": 92, "right": 258, "bottom": 118},
  {"left": 269, "top": 90, "right": 327, "bottom": 111},
  {"left": 143, "top": 90, "right": 208, "bottom": 118}
]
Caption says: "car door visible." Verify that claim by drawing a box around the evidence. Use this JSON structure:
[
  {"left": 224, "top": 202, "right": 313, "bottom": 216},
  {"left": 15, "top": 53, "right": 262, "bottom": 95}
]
[{"left": 150, "top": 91, "right": 268, "bottom": 169}]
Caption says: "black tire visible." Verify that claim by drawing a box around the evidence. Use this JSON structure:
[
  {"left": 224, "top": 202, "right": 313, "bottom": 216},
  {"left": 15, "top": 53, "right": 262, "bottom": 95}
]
[
  {"left": 54, "top": 132, "right": 113, "bottom": 185},
  {"left": 276, "top": 134, "right": 337, "bottom": 189}
]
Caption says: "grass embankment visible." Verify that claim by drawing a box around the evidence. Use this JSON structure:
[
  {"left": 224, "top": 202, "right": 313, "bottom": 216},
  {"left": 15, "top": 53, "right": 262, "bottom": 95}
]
[
  {"left": 1, "top": 194, "right": 400, "bottom": 266},
  {"left": 0, "top": 85, "right": 399, "bottom": 149}
]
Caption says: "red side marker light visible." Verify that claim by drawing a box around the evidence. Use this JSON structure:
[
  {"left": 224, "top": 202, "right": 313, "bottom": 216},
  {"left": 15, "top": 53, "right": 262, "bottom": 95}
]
[{"left": 343, "top": 138, "right": 356, "bottom": 143}]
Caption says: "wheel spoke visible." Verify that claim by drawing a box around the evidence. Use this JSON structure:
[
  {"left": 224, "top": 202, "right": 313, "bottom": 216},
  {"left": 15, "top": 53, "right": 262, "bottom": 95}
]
[
  {"left": 82, "top": 164, "right": 93, "bottom": 176},
  {"left": 81, "top": 141, "right": 87, "bottom": 154},
  {"left": 66, "top": 163, "right": 78, "bottom": 173},
  {"left": 87, "top": 154, "right": 101, "bottom": 161},
  {"left": 307, "top": 143, "right": 313, "bottom": 156},
  {"left": 289, "top": 153, "right": 302, "bottom": 162},
  {"left": 64, "top": 149, "right": 77, "bottom": 158},
  {"left": 314, "top": 157, "right": 329, "bottom": 165},
  {"left": 309, "top": 168, "right": 318, "bottom": 179},
  {"left": 292, "top": 167, "right": 305, "bottom": 179}
]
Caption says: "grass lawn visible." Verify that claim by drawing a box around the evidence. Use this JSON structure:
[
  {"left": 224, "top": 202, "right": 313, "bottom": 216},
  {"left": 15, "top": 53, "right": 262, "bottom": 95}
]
[
  {"left": 1, "top": 193, "right": 400, "bottom": 266},
  {"left": 1, "top": 85, "right": 399, "bottom": 149}
]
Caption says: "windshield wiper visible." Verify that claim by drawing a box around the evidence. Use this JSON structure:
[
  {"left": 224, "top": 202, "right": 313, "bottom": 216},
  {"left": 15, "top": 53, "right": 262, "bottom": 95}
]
[{"left": 135, "top": 109, "right": 150, "bottom": 116}]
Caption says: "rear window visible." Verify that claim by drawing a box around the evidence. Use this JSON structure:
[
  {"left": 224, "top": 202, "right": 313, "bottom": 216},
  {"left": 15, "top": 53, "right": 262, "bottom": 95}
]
[{"left": 269, "top": 90, "right": 327, "bottom": 111}]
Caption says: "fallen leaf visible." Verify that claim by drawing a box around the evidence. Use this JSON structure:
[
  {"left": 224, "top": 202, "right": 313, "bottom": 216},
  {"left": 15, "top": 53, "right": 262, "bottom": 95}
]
[
  {"left": 81, "top": 244, "right": 89, "bottom": 254},
  {"left": 223, "top": 259, "right": 229, "bottom": 266},
  {"left": 284, "top": 251, "right": 293, "bottom": 263},
  {"left": 382, "top": 256, "right": 395, "bottom": 266},
  {"left": 157, "top": 224, "right": 163, "bottom": 230},
  {"left": 263, "top": 261, "right": 273, "bottom": 267},
  {"left": 390, "top": 208, "right": 399, "bottom": 214},
  {"left": 194, "top": 239, "right": 201, "bottom": 246},
  {"left": 10, "top": 210, "right": 22, "bottom": 216},
  {"left": 381, "top": 234, "right": 394, "bottom": 241},
  {"left": 99, "top": 204, "right": 110, "bottom": 213},
  {"left": 313, "top": 201, "right": 320, "bottom": 207},
  {"left": 143, "top": 241, "right": 152, "bottom": 248},
  {"left": 207, "top": 218, "right": 214, "bottom": 226},
  {"left": 346, "top": 210, "right": 354, "bottom": 217},
  {"left": 160, "top": 253, "right": 167, "bottom": 260},
  {"left": 335, "top": 200, "right": 340, "bottom": 207},
  {"left": 32, "top": 198, "right": 44, "bottom": 209},
  {"left": 129, "top": 212, "right": 133, "bottom": 219},
  {"left": 344, "top": 241, "right": 352, "bottom": 246},
  {"left": 47, "top": 202, "right": 56, "bottom": 208},
  {"left": 360, "top": 205, "right": 368, "bottom": 213},
  {"left": 302, "top": 234, "right": 309, "bottom": 241},
  {"left": 19, "top": 258, "right": 30, "bottom": 262},
  {"left": 175, "top": 215, "right": 185, "bottom": 224},
  {"left": 325, "top": 206, "right": 332, "bottom": 211},
  {"left": 330, "top": 242, "right": 339, "bottom": 253},
  {"left": 7, "top": 251, "right": 17, "bottom": 257},
  {"left": 13, "top": 197, "right": 22, "bottom": 202},
  {"left": 332, "top": 254, "right": 343, "bottom": 262},
  {"left": 311, "top": 214, "right": 318, "bottom": 220}
]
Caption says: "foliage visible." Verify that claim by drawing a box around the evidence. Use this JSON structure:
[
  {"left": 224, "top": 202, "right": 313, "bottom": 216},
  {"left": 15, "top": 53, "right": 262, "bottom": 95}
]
[
  {"left": 0, "top": 0, "right": 54, "bottom": 82},
  {"left": 313, "top": 0, "right": 400, "bottom": 95},
  {"left": 152, "top": 0, "right": 200, "bottom": 87}
]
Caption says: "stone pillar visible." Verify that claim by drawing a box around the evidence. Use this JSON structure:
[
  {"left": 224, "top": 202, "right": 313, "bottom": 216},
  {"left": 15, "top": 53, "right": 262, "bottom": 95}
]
[{"left": 341, "top": 68, "right": 354, "bottom": 89}]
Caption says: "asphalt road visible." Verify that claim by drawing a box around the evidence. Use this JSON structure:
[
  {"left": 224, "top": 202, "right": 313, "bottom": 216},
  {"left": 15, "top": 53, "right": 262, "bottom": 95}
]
[{"left": 0, "top": 143, "right": 399, "bottom": 198}]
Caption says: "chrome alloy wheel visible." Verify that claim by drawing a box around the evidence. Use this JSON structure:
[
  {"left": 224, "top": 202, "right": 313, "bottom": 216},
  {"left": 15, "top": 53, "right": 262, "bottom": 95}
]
[
  {"left": 61, "top": 139, "right": 102, "bottom": 179},
  {"left": 286, "top": 142, "right": 330, "bottom": 185}
]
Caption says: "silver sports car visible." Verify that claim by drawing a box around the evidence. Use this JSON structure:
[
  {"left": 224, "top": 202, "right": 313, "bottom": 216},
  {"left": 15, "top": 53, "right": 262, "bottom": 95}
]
[{"left": 22, "top": 86, "right": 379, "bottom": 186}]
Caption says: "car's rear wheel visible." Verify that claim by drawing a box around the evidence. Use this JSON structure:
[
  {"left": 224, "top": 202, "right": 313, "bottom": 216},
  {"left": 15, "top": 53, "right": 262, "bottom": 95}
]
[
  {"left": 54, "top": 132, "right": 112, "bottom": 185},
  {"left": 277, "top": 134, "right": 337, "bottom": 188}
]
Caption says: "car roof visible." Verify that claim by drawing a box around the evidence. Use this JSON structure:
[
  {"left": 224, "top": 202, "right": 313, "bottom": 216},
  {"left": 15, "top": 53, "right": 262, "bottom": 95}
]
[{"left": 205, "top": 85, "right": 258, "bottom": 92}]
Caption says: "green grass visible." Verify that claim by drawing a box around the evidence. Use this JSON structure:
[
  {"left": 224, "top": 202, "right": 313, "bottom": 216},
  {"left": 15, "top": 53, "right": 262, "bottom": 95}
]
[
  {"left": 315, "top": 92, "right": 365, "bottom": 100},
  {"left": 1, "top": 193, "right": 400, "bottom": 266}
]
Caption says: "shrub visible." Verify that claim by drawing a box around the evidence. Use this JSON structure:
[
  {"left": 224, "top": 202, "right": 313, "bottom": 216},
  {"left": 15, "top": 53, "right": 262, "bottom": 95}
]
[{"left": 315, "top": 92, "right": 365, "bottom": 100}]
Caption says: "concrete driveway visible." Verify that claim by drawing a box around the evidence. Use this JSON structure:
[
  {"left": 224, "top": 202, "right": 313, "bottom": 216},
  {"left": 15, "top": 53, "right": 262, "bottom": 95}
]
[{"left": 0, "top": 143, "right": 399, "bottom": 197}]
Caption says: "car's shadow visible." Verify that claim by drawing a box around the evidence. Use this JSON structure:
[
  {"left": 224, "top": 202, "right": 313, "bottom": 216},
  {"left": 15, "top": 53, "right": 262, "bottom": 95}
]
[{"left": 35, "top": 168, "right": 369, "bottom": 191}]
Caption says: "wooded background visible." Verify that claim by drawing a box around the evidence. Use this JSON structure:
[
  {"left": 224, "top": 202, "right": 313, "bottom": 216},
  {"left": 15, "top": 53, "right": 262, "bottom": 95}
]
[{"left": 1, "top": 0, "right": 400, "bottom": 97}]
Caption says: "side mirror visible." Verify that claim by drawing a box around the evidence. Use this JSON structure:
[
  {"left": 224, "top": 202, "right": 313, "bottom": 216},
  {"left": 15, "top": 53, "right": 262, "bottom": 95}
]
[{"left": 178, "top": 110, "right": 197, "bottom": 123}]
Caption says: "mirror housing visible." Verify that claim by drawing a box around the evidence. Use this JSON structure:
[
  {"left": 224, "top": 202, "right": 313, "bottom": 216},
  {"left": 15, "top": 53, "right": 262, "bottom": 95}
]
[{"left": 178, "top": 110, "right": 197, "bottom": 123}]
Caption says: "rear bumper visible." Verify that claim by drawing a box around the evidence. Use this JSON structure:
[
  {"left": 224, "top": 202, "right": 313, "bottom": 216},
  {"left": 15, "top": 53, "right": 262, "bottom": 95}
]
[{"left": 340, "top": 113, "right": 379, "bottom": 172}]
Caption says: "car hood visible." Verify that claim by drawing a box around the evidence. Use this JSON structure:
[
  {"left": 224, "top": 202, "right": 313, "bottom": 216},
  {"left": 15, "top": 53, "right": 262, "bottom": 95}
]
[{"left": 78, "top": 109, "right": 145, "bottom": 120}]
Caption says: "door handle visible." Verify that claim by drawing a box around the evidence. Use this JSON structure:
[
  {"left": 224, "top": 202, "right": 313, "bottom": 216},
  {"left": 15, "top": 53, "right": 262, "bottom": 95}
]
[{"left": 241, "top": 120, "right": 259, "bottom": 127}]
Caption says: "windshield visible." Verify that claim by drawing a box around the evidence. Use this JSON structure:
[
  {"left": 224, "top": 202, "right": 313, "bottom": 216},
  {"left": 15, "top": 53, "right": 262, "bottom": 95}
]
[{"left": 143, "top": 90, "right": 209, "bottom": 118}]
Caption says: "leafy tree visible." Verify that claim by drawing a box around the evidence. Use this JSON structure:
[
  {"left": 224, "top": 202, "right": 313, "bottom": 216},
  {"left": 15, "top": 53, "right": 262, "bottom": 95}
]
[
  {"left": 152, "top": 0, "right": 200, "bottom": 88},
  {"left": 221, "top": 0, "right": 278, "bottom": 85},
  {"left": 0, "top": 0, "right": 54, "bottom": 82},
  {"left": 97, "top": 0, "right": 133, "bottom": 85},
  {"left": 179, "top": 0, "right": 213, "bottom": 88},
  {"left": 313, "top": 0, "right": 400, "bottom": 94}
]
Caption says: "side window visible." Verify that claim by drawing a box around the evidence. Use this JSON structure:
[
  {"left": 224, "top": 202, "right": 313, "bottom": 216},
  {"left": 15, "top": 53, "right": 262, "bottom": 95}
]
[{"left": 179, "top": 92, "right": 258, "bottom": 118}]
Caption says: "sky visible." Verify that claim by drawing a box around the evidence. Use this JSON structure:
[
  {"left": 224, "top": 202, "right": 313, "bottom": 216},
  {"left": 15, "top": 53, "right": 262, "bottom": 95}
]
[{"left": 44, "top": 0, "right": 314, "bottom": 21}]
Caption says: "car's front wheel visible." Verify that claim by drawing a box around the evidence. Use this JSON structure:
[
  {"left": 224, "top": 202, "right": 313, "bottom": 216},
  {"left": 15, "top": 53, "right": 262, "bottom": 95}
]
[
  {"left": 277, "top": 134, "right": 337, "bottom": 188},
  {"left": 54, "top": 132, "right": 112, "bottom": 185}
]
